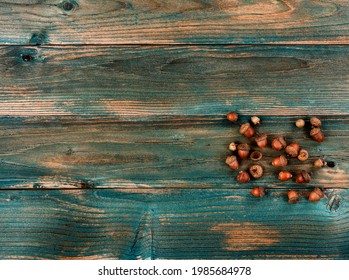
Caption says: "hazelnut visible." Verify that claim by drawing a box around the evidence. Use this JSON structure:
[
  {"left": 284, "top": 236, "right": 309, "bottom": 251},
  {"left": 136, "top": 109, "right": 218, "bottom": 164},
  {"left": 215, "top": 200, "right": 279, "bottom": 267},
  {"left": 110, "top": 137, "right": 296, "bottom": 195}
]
[
  {"left": 251, "top": 116, "right": 260, "bottom": 125},
  {"left": 310, "top": 128, "right": 324, "bottom": 143},
  {"left": 310, "top": 117, "right": 321, "bottom": 127},
  {"left": 226, "top": 112, "right": 238, "bottom": 123},
  {"left": 237, "top": 143, "right": 250, "bottom": 159},
  {"left": 250, "top": 150, "right": 262, "bottom": 162},
  {"left": 313, "top": 158, "right": 326, "bottom": 168},
  {"left": 237, "top": 171, "right": 250, "bottom": 183},
  {"left": 272, "top": 155, "right": 288, "bottom": 168},
  {"left": 251, "top": 187, "right": 265, "bottom": 197},
  {"left": 278, "top": 171, "right": 292, "bottom": 181},
  {"left": 255, "top": 133, "right": 268, "bottom": 149},
  {"left": 239, "top": 123, "right": 255, "bottom": 138},
  {"left": 309, "top": 188, "right": 325, "bottom": 202},
  {"left": 285, "top": 143, "right": 300, "bottom": 157},
  {"left": 225, "top": 155, "right": 239, "bottom": 170},
  {"left": 295, "top": 170, "right": 311, "bottom": 184},
  {"left": 295, "top": 119, "right": 305, "bottom": 128},
  {"left": 249, "top": 164, "right": 263, "bottom": 179},
  {"left": 288, "top": 190, "right": 299, "bottom": 204},
  {"left": 297, "top": 149, "right": 309, "bottom": 161},
  {"left": 228, "top": 142, "right": 237, "bottom": 151},
  {"left": 271, "top": 136, "right": 287, "bottom": 151}
]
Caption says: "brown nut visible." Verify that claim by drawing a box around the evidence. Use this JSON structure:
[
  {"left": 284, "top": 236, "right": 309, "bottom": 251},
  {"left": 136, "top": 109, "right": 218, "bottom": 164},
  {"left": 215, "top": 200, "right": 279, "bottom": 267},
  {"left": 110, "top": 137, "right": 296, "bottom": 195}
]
[
  {"left": 271, "top": 136, "right": 287, "bottom": 151},
  {"left": 225, "top": 155, "right": 239, "bottom": 170},
  {"left": 251, "top": 187, "right": 265, "bottom": 197},
  {"left": 272, "top": 155, "right": 288, "bottom": 168},
  {"left": 237, "top": 143, "right": 250, "bottom": 159},
  {"left": 295, "top": 119, "right": 305, "bottom": 128},
  {"left": 285, "top": 143, "right": 300, "bottom": 157},
  {"left": 298, "top": 149, "right": 309, "bottom": 161},
  {"left": 313, "top": 158, "right": 326, "bottom": 168},
  {"left": 251, "top": 116, "right": 260, "bottom": 125},
  {"left": 250, "top": 151, "right": 262, "bottom": 161},
  {"left": 226, "top": 112, "right": 238, "bottom": 123},
  {"left": 237, "top": 171, "right": 250, "bottom": 183},
  {"left": 278, "top": 171, "right": 293, "bottom": 181},
  {"left": 309, "top": 188, "right": 325, "bottom": 202},
  {"left": 255, "top": 133, "right": 268, "bottom": 149},
  {"left": 310, "top": 117, "right": 322, "bottom": 127},
  {"left": 310, "top": 128, "right": 324, "bottom": 143},
  {"left": 295, "top": 170, "right": 311, "bottom": 184},
  {"left": 239, "top": 123, "right": 255, "bottom": 138},
  {"left": 249, "top": 165, "right": 263, "bottom": 179},
  {"left": 288, "top": 190, "right": 299, "bottom": 204}
]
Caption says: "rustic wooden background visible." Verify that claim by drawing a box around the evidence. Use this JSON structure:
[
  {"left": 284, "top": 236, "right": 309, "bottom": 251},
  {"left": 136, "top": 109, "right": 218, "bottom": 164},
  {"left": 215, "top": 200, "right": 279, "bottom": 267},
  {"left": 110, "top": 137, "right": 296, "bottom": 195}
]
[{"left": 0, "top": 0, "right": 348, "bottom": 259}]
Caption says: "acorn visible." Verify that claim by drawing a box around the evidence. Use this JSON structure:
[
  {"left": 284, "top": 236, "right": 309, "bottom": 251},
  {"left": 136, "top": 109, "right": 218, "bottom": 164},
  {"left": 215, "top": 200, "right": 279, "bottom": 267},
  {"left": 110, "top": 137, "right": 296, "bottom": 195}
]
[
  {"left": 228, "top": 142, "right": 237, "bottom": 151},
  {"left": 310, "top": 117, "right": 321, "bottom": 127},
  {"left": 285, "top": 143, "right": 300, "bottom": 157},
  {"left": 278, "top": 171, "right": 292, "bottom": 181},
  {"left": 249, "top": 164, "right": 263, "bottom": 179},
  {"left": 272, "top": 155, "right": 288, "bottom": 168},
  {"left": 226, "top": 112, "right": 238, "bottom": 123},
  {"left": 295, "top": 170, "right": 311, "bottom": 184},
  {"left": 313, "top": 158, "right": 326, "bottom": 168},
  {"left": 297, "top": 149, "right": 309, "bottom": 161},
  {"left": 255, "top": 133, "right": 268, "bottom": 149},
  {"left": 237, "top": 171, "right": 250, "bottom": 183},
  {"left": 310, "top": 128, "right": 324, "bottom": 143},
  {"left": 309, "top": 188, "right": 325, "bottom": 202},
  {"left": 239, "top": 123, "right": 255, "bottom": 138},
  {"left": 251, "top": 116, "right": 261, "bottom": 125},
  {"left": 251, "top": 187, "right": 265, "bottom": 197},
  {"left": 288, "top": 190, "right": 299, "bottom": 204},
  {"left": 271, "top": 136, "right": 287, "bottom": 151},
  {"left": 237, "top": 143, "right": 250, "bottom": 159},
  {"left": 225, "top": 155, "right": 239, "bottom": 170},
  {"left": 250, "top": 151, "right": 262, "bottom": 162}
]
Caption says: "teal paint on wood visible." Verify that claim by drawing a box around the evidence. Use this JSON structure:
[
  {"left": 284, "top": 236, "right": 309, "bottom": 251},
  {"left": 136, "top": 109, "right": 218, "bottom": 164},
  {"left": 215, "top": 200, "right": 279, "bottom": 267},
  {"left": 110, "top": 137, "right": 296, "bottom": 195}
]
[
  {"left": 0, "top": 0, "right": 348, "bottom": 44},
  {"left": 0, "top": 189, "right": 347, "bottom": 259},
  {"left": 0, "top": 45, "right": 348, "bottom": 118},
  {"left": 0, "top": 116, "right": 347, "bottom": 189}
]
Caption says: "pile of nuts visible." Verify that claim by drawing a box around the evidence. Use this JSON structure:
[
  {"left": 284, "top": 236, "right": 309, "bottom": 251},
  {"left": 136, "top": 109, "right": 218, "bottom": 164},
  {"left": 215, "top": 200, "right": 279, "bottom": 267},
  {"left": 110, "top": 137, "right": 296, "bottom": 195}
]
[{"left": 225, "top": 112, "right": 329, "bottom": 204}]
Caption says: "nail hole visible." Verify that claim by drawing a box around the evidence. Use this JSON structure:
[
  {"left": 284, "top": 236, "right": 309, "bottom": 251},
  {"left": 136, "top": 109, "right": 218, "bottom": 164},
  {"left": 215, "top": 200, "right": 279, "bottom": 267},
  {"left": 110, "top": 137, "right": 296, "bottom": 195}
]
[
  {"left": 327, "top": 161, "right": 335, "bottom": 168},
  {"left": 62, "top": 1, "right": 74, "bottom": 11},
  {"left": 22, "top": 54, "right": 33, "bottom": 62}
]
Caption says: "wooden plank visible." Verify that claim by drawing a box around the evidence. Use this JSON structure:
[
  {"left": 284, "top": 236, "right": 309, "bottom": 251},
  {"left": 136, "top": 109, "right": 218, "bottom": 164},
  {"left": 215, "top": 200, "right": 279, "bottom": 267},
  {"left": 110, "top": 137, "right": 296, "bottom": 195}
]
[
  {"left": 1, "top": 45, "right": 349, "bottom": 118},
  {"left": 0, "top": 189, "right": 347, "bottom": 259},
  {"left": 0, "top": 0, "right": 348, "bottom": 45},
  {"left": 0, "top": 116, "right": 347, "bottom": 189}
]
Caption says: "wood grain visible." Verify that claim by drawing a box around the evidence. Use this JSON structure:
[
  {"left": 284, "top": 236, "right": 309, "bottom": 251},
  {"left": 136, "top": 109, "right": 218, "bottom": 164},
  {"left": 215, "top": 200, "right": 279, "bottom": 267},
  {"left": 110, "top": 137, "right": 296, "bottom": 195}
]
[
  {"left": 0, "top": 0, "right": 348, "bottom": 44},
  {"left": 0, "top": 116, "right": 347, "bottom": 189},
  {"left": 0, "top": 189, "right": 347, "bottom": 259},
  {"left": 1, "top": 45, "right": 349, "bottom": 118}
]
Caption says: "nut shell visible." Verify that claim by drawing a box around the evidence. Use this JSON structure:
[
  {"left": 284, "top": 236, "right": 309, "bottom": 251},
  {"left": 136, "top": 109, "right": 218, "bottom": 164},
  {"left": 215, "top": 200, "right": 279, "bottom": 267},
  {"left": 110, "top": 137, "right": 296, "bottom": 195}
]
[
  {"left": 228, "top": 142, "right": 237, "bottom": 151},
  {"left": 271, "top": 136, "right": 287, "bottom": 151},
  {"left": 298, "top": 149, "right": 309, "bottom": 161},
  {"left": 250, "top": 151, "right": 262, "bottom": 161},
  {"left": 288, "top": 190, "right": 299, "bottom": 204},
  {"left": 272, "top": 155, "right": 288, "bottom": 168},
  {"left": 313, "top": 158, "right": 326, "bottom": 168},
  {"left": 310, "top": 117, "right": 321, "bottom": 127},
  {"left": 278, "top": 171, "right": 292, "bottom": 181},
  {"left": 295, "top": 119, "right": 305, "bottom": 128},
  {"left": 237, "top": 171, "right": 250, "bottom": 183},
  {"left": 285, "top": 143, "right": 300, "bottom": 157},
  {"left": 251, "top": 187, "right": 265, "bottom": 197},
  {"left": 226, "top": 112, "right": 238, "bottom": 123},
  {"left": 251, "top": 116, "right": 260, "bottom": 125},
  {"left": 249, "top": 165, "right": 263, "bottom": 179}
]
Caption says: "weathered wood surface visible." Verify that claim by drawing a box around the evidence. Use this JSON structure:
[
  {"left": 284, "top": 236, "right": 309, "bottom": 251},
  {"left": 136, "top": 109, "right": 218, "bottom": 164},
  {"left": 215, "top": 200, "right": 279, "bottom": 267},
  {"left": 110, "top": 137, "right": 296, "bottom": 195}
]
[
  {"left": 0, "top": 0, "right": 348, "bottom": 45},
  {"left": 1, "top": 45, "right": 349, "bottom": 118},
  {"left": 0, "top": 189, "right": 347, "bottom": 259},
  {"left": 0, "top": 116, "right": 347, "bottom": 189}
]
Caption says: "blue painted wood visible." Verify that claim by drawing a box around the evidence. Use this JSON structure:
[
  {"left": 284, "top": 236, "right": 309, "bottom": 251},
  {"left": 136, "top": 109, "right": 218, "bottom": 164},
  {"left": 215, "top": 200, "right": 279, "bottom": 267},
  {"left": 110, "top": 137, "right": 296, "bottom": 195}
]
[{"left": 0, "top": 189, "right": 347, "bottom": 259}]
